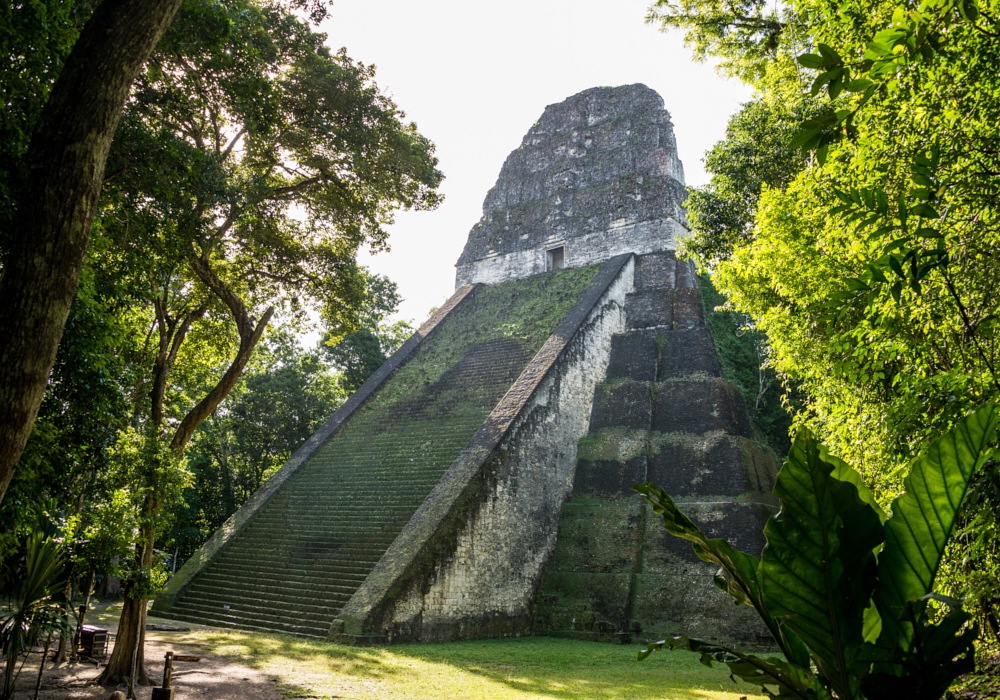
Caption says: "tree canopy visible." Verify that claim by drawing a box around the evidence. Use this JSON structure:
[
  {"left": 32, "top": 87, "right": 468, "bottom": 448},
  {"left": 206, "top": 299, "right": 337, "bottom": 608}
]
[{"left": 653, "top": 0, "right": 1000, "bottom": 639}]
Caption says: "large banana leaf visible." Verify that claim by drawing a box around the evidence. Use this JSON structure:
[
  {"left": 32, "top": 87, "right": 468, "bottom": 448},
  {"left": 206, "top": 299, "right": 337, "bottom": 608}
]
[
  {"left": 759, "top": 429, "right": 884, "bottom": 700},
  {"left": 634, "top": 483, "right": 809, "bottom": 667},
  {"left": 873, "top": 402, "right": 997, "bottom": 651},
  {"left": 639, "top": 635, "right": 832, "bottom": 700}
]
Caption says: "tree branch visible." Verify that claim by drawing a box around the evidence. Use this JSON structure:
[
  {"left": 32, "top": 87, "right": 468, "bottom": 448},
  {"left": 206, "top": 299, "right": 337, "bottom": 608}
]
[{"left": 169, "top": 306, "right": 273, "bottom": 451}]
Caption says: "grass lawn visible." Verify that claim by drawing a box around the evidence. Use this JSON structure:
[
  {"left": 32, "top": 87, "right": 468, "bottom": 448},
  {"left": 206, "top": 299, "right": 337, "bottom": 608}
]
[
  {"left": 199, "top": 631, "right": 769, "bottom": 699},
  {"left": 81, "top": 601, "right": 771, "bottom": 699}
]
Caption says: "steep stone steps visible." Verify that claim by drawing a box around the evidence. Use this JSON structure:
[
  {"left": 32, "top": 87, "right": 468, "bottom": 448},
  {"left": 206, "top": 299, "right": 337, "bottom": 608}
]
[{"left": 156, "top": 267, "right": 601, "bottom": 638}]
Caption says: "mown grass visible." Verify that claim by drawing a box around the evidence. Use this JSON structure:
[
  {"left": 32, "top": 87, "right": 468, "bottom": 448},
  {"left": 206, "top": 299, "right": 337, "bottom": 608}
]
[
  {"left": 114, "top": 604, "right": 766, "bottom": 699},
  {"left": 201, "top": 632, "right": 769, "bottom": 700}
]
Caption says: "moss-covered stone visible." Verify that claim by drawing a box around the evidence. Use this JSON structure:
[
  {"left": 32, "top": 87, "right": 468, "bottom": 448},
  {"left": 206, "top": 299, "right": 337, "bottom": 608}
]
[
  {"left": 545, "top": 496, "right": 643, "bottom": 573},
  {"left": 159, "top": 265, "right": 599, "bottom": 637}
]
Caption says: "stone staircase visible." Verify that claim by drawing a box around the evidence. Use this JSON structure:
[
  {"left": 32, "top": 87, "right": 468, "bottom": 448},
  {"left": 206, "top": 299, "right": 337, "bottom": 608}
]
[
  {"left": 535, "top": 251, "right": 777, "bottom": 645},
  {"left": 157, "top": 267, "right": 599, "bottom": 638}
]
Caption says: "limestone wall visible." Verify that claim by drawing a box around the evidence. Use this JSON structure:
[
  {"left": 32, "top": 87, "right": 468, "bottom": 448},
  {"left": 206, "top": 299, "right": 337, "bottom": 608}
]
[
  {"left": 454, "top": 84, "right": 688, "bottom": 288},
  {"left": 335, "top": 254, "right": 635, "bottom": 643},
  {"left": 456, "top": 218, "right": 687, "bottom": 286}
]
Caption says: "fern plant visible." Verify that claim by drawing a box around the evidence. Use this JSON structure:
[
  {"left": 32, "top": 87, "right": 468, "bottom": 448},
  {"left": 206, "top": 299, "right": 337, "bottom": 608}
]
[{"left": 635, "top": 402, "right": 997, "bottom": 700}]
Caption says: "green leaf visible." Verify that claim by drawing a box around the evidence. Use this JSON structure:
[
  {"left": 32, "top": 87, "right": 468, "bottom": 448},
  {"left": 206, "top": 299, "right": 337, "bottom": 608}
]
[
  {"left": 790, "top": 128, "right": 820, "bottom": 150},
  {"left": 863, "top": 600, "right": 883, "bottom": 644},
  {"left": 760, "top": 430, "right": 885, "bottom": 699},
  {"left": 888, "top": 255, "right": 905, "bottom": 278},
  {"left": 817, "top": 144, "right": 830, "bottom": 165},
  {"left": 638, "top": 636, "right": 833, "bottom": 700},
  {"left": 911, "top": 203, "right": 940, "bottom": 219},
  {"left": 863, "top": 595, "right": 977, "bottom": 699},
  {"left": 798, "top": 53, "right": 826, "bottom": 69},
  {"left": 634, "top": 482, "right": 809, "bottom": 667},
  {"left": 811, "top": 71, "right": 835, "bottom": 96},
  {"left": 829, "top": 77, "right": 844, "bottom": 99},
  {"left": 874, "top": 402, "right": 998, "bottom": 651},
  {"left": 957, "top": 0, "right": 980, "bottom": 22},
  {"left": 845, "top": 78, "right": 874, "bottom": 92},
  {"left": 817, "top": 43, "right": 842, "bottom": 65},
  {"left": 821, "top": 444, "right": 888, "bottom": 523}
]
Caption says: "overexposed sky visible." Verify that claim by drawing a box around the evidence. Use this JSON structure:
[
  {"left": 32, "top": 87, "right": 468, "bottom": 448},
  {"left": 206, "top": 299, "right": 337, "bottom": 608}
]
[{"left": 320, "top": 0, "right": 752, "bottom": 325}]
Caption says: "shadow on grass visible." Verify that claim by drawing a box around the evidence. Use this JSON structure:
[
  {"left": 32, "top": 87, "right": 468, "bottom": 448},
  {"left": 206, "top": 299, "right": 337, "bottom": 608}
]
[{"left": 184, "top": 628, "right": 764, "bottom": 700}]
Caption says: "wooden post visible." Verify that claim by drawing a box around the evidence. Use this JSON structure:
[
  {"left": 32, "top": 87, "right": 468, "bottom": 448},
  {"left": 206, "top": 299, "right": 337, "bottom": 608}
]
[{"left": 163, "top": 651, "right": 173, "bottom": 688}]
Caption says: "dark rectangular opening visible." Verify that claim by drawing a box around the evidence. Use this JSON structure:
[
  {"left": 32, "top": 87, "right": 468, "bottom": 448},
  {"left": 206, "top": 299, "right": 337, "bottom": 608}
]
[{"left": 547, "top": 246, "right": 565, "bottom": 271}]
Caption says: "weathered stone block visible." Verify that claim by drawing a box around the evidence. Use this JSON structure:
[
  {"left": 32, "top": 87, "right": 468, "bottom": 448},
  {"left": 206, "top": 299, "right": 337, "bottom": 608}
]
[
  {"left": 632, "top": 573, "right": 770, "bottom": 644},
  {"left": 672, "top": 288, "right": 704, "bottom": 329},
  {"left": 646, "top": 433, "right": 751, "bottom": 497},
  {"left": 625, "top": 291, "right": 673, "bottom": 329},
  {"left": 573, "top": 455, "right": 648, "bottom": 496},
  {"left": 589, "top": 380, "right": 652, "bottom": 431},
  {"left": 740, "top": 439, "right": 780, "bottom": 494},
  {"left": 674, "top": 259, "right": 698, "bottom": 289},
  {"left": 657, "top": 328, "right": 721, "bottom": 379},
  {"left": 605, "top": 332, "right": 659, "bottom": 381},
  {"left": 546, "top": 496, "right": 643, "bottom": 572},
  {"left": 535, "top": 572, "right": 633, "bottom": 641},
  {"left": 651, "top": 379, "right": 753, "bottom": 438},
  {"left": 642, "top": 501, "right": 772, "bottom": 573},
  {"left": 634, "top": 251, "right": 676, "bottom": 291}
]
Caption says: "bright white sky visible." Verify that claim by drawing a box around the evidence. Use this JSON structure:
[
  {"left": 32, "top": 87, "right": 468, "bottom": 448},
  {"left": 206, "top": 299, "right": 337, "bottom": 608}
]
[{"left": 319, "top": 0, "right": 753, "bottom": 326}]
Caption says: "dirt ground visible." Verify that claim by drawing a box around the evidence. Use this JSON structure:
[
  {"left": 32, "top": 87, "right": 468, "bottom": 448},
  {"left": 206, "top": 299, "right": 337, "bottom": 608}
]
[{"left": 10, "top": 606, "right": 295, "bottom": 700}]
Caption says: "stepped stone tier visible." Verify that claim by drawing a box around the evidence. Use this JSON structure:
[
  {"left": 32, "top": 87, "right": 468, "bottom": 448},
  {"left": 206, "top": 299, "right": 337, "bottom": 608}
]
[{"left": 153, "top": 84, "right": 777, "bottom": 646}]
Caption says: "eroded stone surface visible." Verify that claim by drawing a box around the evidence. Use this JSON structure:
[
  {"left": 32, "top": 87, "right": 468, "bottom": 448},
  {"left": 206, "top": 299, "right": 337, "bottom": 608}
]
[
  {"left": 456, "top": 85, "right": 688, "bottom": 286},
  {"left": 536, "top": 251, "right": 777, "bottom": 647}
]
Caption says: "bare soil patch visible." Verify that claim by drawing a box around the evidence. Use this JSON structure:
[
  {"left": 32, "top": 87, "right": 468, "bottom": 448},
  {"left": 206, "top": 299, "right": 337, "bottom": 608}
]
[{"left": 9, "top": 603, "right": 294, "bottom": 700}]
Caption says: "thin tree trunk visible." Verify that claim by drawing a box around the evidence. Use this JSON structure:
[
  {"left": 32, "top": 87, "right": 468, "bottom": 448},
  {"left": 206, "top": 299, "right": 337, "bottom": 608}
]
[
  {"left": 53, "top": 563, "right": 75, "bottom": 664},
  {"left": 72, "top": 569, "right": 96, "bottom": 662},
  {"left": 100, "top": 253, "right": 272, "bottom": 686},
  {"left": 33, "top": 635, "right": 51, "bottom": 700},
  {"left": 0, "top": 0, "right": 185, "bottom": 505},
  {"left": 99, "top": 532, "right": 153, "bottom": 686}
]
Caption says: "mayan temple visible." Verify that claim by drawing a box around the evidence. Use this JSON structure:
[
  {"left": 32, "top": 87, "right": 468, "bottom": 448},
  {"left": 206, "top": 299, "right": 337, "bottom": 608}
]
[{"left": 152, "top": 84, "right": 777, "bottom": 646}]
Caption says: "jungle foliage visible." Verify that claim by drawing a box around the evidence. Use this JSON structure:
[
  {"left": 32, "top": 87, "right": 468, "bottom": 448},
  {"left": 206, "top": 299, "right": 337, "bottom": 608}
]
[
  {"left": 649, "top": 0, "right": 1000, "bottom": 646},
  {"left": 1, "top": 0, "right": 440, "bottom": 686},
  {"left": 636, "top": 402, "right": 996, "bottom": 699}
]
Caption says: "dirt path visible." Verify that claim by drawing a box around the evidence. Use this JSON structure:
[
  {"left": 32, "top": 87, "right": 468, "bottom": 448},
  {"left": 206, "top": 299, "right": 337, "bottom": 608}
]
[{"left": 10, "top": 607, "right": 291, "bottom": 700}]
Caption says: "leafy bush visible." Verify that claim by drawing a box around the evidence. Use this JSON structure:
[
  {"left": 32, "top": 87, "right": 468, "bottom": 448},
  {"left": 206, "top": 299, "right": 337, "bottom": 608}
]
[
  {"left": 0, "top": 532, "right": 69, "bottom": 700},
  {"left": 635, "top": 402, "right": 997, "bottom": 699}
]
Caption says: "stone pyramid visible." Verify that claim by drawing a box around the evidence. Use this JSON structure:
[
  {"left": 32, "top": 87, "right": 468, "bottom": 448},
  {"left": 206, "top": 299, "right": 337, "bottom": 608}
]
[{"left": 153, "top": 84, "right": 776, "bottom": 646}]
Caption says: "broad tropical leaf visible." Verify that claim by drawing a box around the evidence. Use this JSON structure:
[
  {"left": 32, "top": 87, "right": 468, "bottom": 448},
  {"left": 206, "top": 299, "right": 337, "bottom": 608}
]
[
  {"left": 863, "top": 595, "right": 977, "bottom": 700},
  {"left": 759, "top": 429, "right": 884, "bottom": 700},
  {"left": 639, "top": 635, "right": 832, "bottom": 700},
  {"left": 821, "top": 444, "right": 888, "bottom": 523},
  {"left": 634, "top": 483, "right": 809, "bottom": 667},
  {"left": 874, "top": 402, "right": 997, "bottom": 650}
]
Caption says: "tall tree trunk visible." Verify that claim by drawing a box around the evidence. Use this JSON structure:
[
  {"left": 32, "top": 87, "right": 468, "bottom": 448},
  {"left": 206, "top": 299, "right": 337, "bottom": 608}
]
[
  {"left": 0, "top": 0, "right": 185, "bottom": 505},
  {"left": 99, "top": 528, "right": 153, "bottom": 686},
  {"left": 101, "top": 254, "right": 272, "bottom": 686}
]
